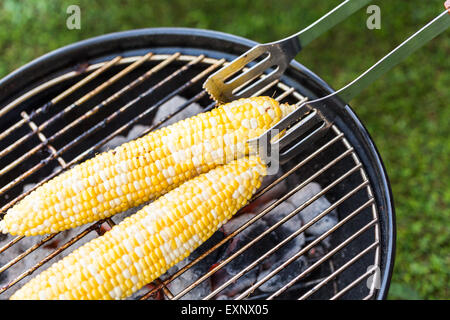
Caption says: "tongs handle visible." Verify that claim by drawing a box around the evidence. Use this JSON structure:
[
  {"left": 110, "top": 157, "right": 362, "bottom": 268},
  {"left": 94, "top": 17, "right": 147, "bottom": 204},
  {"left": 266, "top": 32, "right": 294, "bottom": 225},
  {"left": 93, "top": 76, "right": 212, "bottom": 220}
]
[
  {"left": 336, "top": 5, "right": 450, "bottom": 103},
  {"left": 276, "top": 0, "right": 372, "bottom": 60},
  {"left": 289, "top": 0, "right": 372, "bottom": 48},
  {"left": 252, "top": 3, "right": 450, "bottom": 165}
]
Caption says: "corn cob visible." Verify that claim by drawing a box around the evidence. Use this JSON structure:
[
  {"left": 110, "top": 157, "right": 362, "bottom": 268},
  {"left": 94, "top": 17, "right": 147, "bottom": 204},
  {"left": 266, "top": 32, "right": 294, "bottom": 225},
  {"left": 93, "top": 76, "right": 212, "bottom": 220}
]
[
  {"left": 0, "top": 96, "right": 293, "bottom": 237},
  {"left": 10, "top": 156, "right": 266, "bottom": 300}
]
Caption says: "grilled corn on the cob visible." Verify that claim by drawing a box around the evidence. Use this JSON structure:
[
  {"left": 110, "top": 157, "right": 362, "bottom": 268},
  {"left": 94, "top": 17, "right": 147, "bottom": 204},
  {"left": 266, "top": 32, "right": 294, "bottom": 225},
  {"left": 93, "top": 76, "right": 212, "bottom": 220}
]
[
  {"left": 10, "top": 156, "right": 266, "bottom": 300},
  {"left": 0, "top": 97, "right": 292, "bottom": 236}
]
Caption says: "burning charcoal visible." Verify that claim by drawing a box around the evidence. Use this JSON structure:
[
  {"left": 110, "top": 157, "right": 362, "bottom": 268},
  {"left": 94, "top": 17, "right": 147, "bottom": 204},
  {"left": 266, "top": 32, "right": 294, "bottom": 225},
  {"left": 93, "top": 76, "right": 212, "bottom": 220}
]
[
  {"left": 254, "top": 212, "right": 307, "bottom": 296},
  {"left": 263, "top": 201, "right": 305, "bottom": 240},
  {"left": 111, "top": 203, "right": 146, "bottom": 221},
  {"left": 126, "top": 124, "right": 151, "bottom": 140},
  {"left": 212, "top": 267, "right": 259, "bottom": 299},
  {"left": 263, "top": 228, "right": 306, "bottom": 268},
  {"left": 279, "top": 233, "right": 306, "bottom": 260},
  {"left": 152, "top": 96, "right": 204, "bottom": 127},
  {"left": 22, "top": 183, "right": 36, "bottom": 193},
  {"left": 100, "top": 124, "right": 149, "bottom": 152},
  {"left": 22, "top": 165, "right": 62, "bottom": 193},
  {"left": 211, "top": 213, "right": 280, "bottom": 298},
  {"left": 257, "top": 255, "right": 308, "bottom": 293},
  {"left": 166, "top": 261, "right": 212, "bottom": 300},
  {"left": 261, "top": 201, "right": 306, "bottom": 269},
  {"left": 221, "top": 212, "right": 255, "bottom": 235},
  {"left": 287, "top": 182, "right": 338, "bottom": 238},
  {"left": 241, "top": 173, "right": 288, "bottom": 214},
  {"left": 128, "top": 283, "right": 163, "bottom": 300},
  {"left": 307, "top": 244, "right": 327, "bottom": 260},
  {"left": 160, "top": 231, "right": 224, "bottom": 300}
]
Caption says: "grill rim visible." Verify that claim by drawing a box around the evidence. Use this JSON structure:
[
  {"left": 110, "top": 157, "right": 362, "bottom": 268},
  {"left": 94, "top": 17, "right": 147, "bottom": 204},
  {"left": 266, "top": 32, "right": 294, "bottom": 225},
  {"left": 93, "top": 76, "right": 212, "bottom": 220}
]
[{"left": 0, "top": 27, "right": 395, "bottom": 300}]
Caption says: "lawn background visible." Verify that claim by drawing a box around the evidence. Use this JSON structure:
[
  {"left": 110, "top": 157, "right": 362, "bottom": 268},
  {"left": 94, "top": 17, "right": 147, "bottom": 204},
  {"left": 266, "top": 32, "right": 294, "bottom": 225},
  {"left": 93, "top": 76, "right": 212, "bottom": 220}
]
[{"left": 0, "top": 0, "right": 448, "bottom": 299}]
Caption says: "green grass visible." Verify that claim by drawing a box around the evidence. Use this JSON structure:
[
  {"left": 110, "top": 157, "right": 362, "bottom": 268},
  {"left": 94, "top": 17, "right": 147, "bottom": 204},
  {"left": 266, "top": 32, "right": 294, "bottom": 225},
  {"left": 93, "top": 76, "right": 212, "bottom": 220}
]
[{"left": 0, "top": 0, "right": 448, "bottom": 299}]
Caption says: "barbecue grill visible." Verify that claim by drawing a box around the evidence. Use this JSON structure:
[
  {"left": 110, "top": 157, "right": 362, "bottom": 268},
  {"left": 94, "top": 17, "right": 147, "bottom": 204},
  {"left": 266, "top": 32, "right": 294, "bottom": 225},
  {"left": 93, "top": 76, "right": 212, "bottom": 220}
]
[{"left": 0, "top": 28, "right": 395, "bottom": 300}]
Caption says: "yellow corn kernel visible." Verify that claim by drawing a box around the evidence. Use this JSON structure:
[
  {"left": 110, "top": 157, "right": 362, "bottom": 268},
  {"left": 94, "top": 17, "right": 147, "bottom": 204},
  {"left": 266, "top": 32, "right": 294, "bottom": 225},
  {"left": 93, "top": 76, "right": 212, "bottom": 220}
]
[
  {"left": 10, "top": 156, "right": 267, "bottom": 300},
  {"left": 0, "top": 97, "right": 293, "bottom": 236}
]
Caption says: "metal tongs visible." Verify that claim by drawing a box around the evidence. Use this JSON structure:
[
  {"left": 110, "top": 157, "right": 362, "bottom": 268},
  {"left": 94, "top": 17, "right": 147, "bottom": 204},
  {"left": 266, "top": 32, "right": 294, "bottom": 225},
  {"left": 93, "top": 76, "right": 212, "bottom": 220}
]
[
  {"left": 249, "top": 2, "right": 450, "bottom": 167},
  {"left": 203, "top": 0, "right": 372, "bottom": 103}
]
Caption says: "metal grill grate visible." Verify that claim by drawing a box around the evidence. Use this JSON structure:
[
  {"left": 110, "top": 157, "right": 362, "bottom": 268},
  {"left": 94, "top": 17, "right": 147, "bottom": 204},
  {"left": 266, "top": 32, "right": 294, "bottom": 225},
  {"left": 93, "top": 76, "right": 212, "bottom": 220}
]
[{"left": 0, "top": 53, "right": 381, "bottom": 300}]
